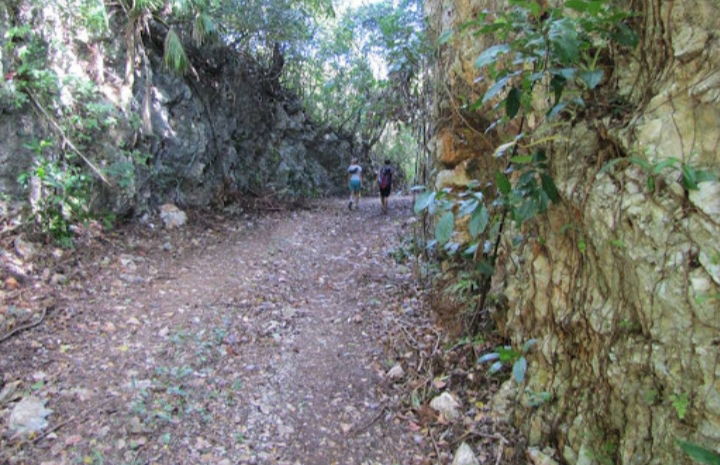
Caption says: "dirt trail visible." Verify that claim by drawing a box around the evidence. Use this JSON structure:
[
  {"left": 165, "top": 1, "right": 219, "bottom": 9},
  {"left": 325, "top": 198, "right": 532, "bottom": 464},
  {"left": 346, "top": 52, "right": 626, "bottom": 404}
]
[{"left": 2, "top": 197, "right": 429, "bottom": 465}]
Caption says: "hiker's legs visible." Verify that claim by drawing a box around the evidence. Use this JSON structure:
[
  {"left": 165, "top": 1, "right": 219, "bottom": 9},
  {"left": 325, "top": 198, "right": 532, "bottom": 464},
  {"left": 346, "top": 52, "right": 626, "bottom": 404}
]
[
  {"left": 348, "top": 179, "right": 361, "bottom": 209},
  {"left": 379, "top": 186, "right": 391, "bottom": 213}
]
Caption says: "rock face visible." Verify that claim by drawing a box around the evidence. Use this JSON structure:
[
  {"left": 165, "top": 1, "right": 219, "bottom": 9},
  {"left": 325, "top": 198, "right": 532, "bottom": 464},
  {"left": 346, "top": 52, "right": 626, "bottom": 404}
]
[
  {"left": 426, "top": 0, "right": 720, "bottom": 464},
  {"left": 0, "top": 4, "right": 356, "bottom": 214}
]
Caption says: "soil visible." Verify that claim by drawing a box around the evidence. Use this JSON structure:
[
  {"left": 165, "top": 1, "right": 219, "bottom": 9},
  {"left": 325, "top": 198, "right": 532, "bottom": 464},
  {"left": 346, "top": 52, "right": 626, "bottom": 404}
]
[{"left": 1, "top": 197, "right": 434, "bottom": 465}]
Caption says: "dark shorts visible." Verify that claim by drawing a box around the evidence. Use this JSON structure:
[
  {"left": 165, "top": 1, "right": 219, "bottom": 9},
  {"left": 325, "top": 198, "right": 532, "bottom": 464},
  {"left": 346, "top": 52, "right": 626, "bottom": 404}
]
[{"left": 380, "top": 186, "right": 391, "bottom": 197}]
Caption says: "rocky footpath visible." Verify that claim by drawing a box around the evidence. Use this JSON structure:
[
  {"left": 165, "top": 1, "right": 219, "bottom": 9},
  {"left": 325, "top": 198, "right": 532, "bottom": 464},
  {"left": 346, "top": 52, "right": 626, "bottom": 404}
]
[{"left": 1, "top": 198, "right": 436, "bottom": 465}]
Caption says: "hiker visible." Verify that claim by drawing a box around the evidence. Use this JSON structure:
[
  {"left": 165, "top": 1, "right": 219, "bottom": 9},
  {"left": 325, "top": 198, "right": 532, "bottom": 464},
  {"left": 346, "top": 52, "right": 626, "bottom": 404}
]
[
  {"left": 347, "top": 158, "right": 362, "bottom": 210},
  {"left": 378, "top": 159, "right": 393, "bottom": 213}
]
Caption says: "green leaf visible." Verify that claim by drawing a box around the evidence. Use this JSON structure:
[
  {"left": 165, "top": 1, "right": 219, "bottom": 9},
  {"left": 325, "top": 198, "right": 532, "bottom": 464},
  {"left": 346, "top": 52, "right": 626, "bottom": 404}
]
[
  {"left": 459, "top": 199, "right": 479, "bottom": 217},
  {"left": 193, "top": 13, "right": 216, "bottom": 47},
  {"left": 513, "top": 356, "right": 527, "bottom": 383},
  {"left": 522, "top": 339, "right": 538, "bottom": 352},
  {"left": 677, "top": 440, "right": 720, "bottom": 465},
  {"left": 549, "top": 19, "right": 581, "bottom": 65},
  {"left": 488, "top": 361, "right": 504, "bottom": 374},
  {"left": 550, "top": 74, "right": 566, "bottom": 103},
  {"left": 438, "top": 30, "right": 454, "bottom": 45},
  {"left": 547, "top": 102, "right": 568, "bottom": 119},
  {"left": 414, "top": 191, "right": 435, "bottom": 214},
  {"left": 464, "top": 243, "right": 479, "bottom": 256},
  {"left": 514, "top": 199, "right": 538, "bottom": 225},
  {"left": 628, "top": 157, "right": 652, "bottom": 172},
  {"left": 495, "top": 171, "right": 512, "bottom": 195},
  {"left": 578, "top": 69, "right": 604, "bottom": 89},
  {"left": 505, "top": 87, "right": 521, "bottom": 118},
  {"left": 477, "top": 260, "right": 495, "bottom": 275},
  {"left": 509, "top": 0, "right": 542, "bottom": 16},
  {"left": 469, "top": 204, "right": 489, "bottom": 238},
  {"left": 510, "top": 155, "right": 533, "bottom": 164},
  {"left": 552, "top": 68, "right": 577, "bottom": 80},
  {"left": 435, "top": 212, "right": 455, "bottom": 245},
  {"left": 565, "top": 0, "right": 589, "bottom": 12},
  {"left": 682, "top": 165, "right": 717, "bottom": 190},
  {"left": 478, "top": 353, "right": 500, "bottom": 363},
  {"left": 613, "top": 23, "right": 639, "bottom": 48},
  {"left": 494, "top": 142, "right": 517, "bottom": 160},
  {"left": 651, "top": 158, "right": 680, "bottom": 175},
  {"left": 482, "top": 75, "right": 512, "bottom": 103},
  {"left": 670, "top": 393, "right": 689, "bottom": 420},
  {"left": 541, "top": 174, "right": 560, "bottom": 203},
  {"left": 682, "top": 165, "right": 699, "bottom": 190},
  {"left": 647, "top": 175, "right": 656, "bottom": 192},
  {"left": 474, "top": 44, "right": 511, "bottom": 68},
  {"left": 498, "top": 346, "right": 520, "bottom": 363}
]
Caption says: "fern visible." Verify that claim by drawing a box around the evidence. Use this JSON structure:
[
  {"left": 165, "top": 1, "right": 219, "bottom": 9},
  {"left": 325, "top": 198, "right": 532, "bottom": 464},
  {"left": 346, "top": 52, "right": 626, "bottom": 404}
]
[
  {"left": 132, "top": 0, "right": 163, "bottom": 13},
  {"left": 163, "top": 29, "right": 189, "bottom": 75},
  {"left": 193, "top": 13, "right": 216, "bottom": 46}
]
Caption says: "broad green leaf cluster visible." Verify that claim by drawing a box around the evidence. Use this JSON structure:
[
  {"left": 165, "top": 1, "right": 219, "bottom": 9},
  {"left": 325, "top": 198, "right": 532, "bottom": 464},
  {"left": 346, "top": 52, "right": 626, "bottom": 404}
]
[{"left": 466, "top": 0, "right": 638, "bottom": 123}]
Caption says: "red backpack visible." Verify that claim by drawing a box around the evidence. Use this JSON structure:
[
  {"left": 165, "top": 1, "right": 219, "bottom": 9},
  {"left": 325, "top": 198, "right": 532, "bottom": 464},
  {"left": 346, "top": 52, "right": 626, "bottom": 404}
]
[{"left": 379, "top": 167, "right": 392, "bottom": 189}]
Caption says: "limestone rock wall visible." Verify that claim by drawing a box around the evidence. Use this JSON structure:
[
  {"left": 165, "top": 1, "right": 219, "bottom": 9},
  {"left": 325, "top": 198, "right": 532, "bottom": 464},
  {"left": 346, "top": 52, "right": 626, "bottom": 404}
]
[{"left": 426, "top": 0, "right": 720, "bottom": 463}]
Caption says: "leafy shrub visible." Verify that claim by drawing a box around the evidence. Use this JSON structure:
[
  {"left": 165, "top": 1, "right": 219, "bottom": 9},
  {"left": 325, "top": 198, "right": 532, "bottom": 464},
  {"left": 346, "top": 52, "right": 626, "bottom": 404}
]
[{"left": 18, "top": 140, "right": 93, "bottom": 247}]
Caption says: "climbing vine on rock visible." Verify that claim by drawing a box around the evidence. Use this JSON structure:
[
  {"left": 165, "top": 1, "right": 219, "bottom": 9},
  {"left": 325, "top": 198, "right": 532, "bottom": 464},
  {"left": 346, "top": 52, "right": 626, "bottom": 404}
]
[{"left": 415, "top": 0, "right": 641, "bottom": 331}]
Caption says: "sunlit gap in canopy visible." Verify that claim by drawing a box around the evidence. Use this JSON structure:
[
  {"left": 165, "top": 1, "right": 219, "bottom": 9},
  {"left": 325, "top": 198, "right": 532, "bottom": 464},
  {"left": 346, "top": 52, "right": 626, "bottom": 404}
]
[{"left": 331, "top": 0, "right": 394, "bottom": 80}]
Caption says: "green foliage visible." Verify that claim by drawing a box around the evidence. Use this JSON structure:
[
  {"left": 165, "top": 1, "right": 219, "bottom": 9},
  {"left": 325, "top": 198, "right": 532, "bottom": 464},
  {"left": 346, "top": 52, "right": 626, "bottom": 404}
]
[
  {"left": 73, "top": 0, "right": 110, "bottom": 34},
  {"left": 298, "top": 0, "right": 429, "bottom": 163},
  {"left": 478, "top": 338, "right": 537, "bottom": 383},
  {"left": 466, "top": 0, "right": 636, "bottom": 124},
  {"left": 1, "top": 26, "right": 58, "bottom": 108},
  {"left": 669, "top": 392, "right": 690, "bottom": 420},
  {"left": 18, "top": 140, "right": 93, "bottom": 247},
  {"left": 192, "top": 13, "right": 217, "bottom": 46},
  {"left": 677, "top": 440, "right": 720, "bottom": 465},
  {"left": 601, "top": 155, "right": 716, "bottom": 193},
  {"left": 525, "top": 389, "right": 552, "bottom": 407},
  {"left": 414, "top": 148, "right": 559, "bottom": 267},
  {"left": 445, "top": 270, "right": 482, "bottom": 298},
  {"left": 435, "top": 212, "right": 455, "bottom": 245},
  {"left": 163, "top": 29, "right": 190, "bottom": 75}
]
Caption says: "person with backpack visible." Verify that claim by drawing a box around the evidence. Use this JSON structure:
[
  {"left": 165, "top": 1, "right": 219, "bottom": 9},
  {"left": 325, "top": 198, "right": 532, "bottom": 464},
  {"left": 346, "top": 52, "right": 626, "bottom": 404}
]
[
  {"left": 347, "top": 158, "right": 363, "bottom": 210},
  {"left": 378, "top": 159, "right": 393, "bottom": 214}
]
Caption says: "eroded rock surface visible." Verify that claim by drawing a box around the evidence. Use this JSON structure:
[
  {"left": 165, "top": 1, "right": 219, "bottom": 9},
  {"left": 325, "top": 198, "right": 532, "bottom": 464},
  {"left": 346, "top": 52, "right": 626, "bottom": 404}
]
[{"left": 426, "top": 0, "right": 720, "bottom": 463}]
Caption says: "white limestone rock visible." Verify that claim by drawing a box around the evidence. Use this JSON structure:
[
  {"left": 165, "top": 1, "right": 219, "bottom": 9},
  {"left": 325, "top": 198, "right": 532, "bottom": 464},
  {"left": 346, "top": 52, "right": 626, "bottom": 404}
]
[
  {"left": 451, "top": 442, "right": 479, "bottom": 465},
  {"left": 159, "top": 203, "right": 187, "bottom": 229},
  {"left": 430, "top": 392, "right": 461, "bottom": 421}
]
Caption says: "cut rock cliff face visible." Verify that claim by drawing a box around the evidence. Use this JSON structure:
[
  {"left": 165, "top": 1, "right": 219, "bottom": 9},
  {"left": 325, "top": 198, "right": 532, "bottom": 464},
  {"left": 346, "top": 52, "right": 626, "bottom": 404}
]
[
  {"left": 0, "top": 3, "right": 354, "bottom": 214},
  {"left": 426, "top": 0, "right": 720, "bottom": 463}
]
